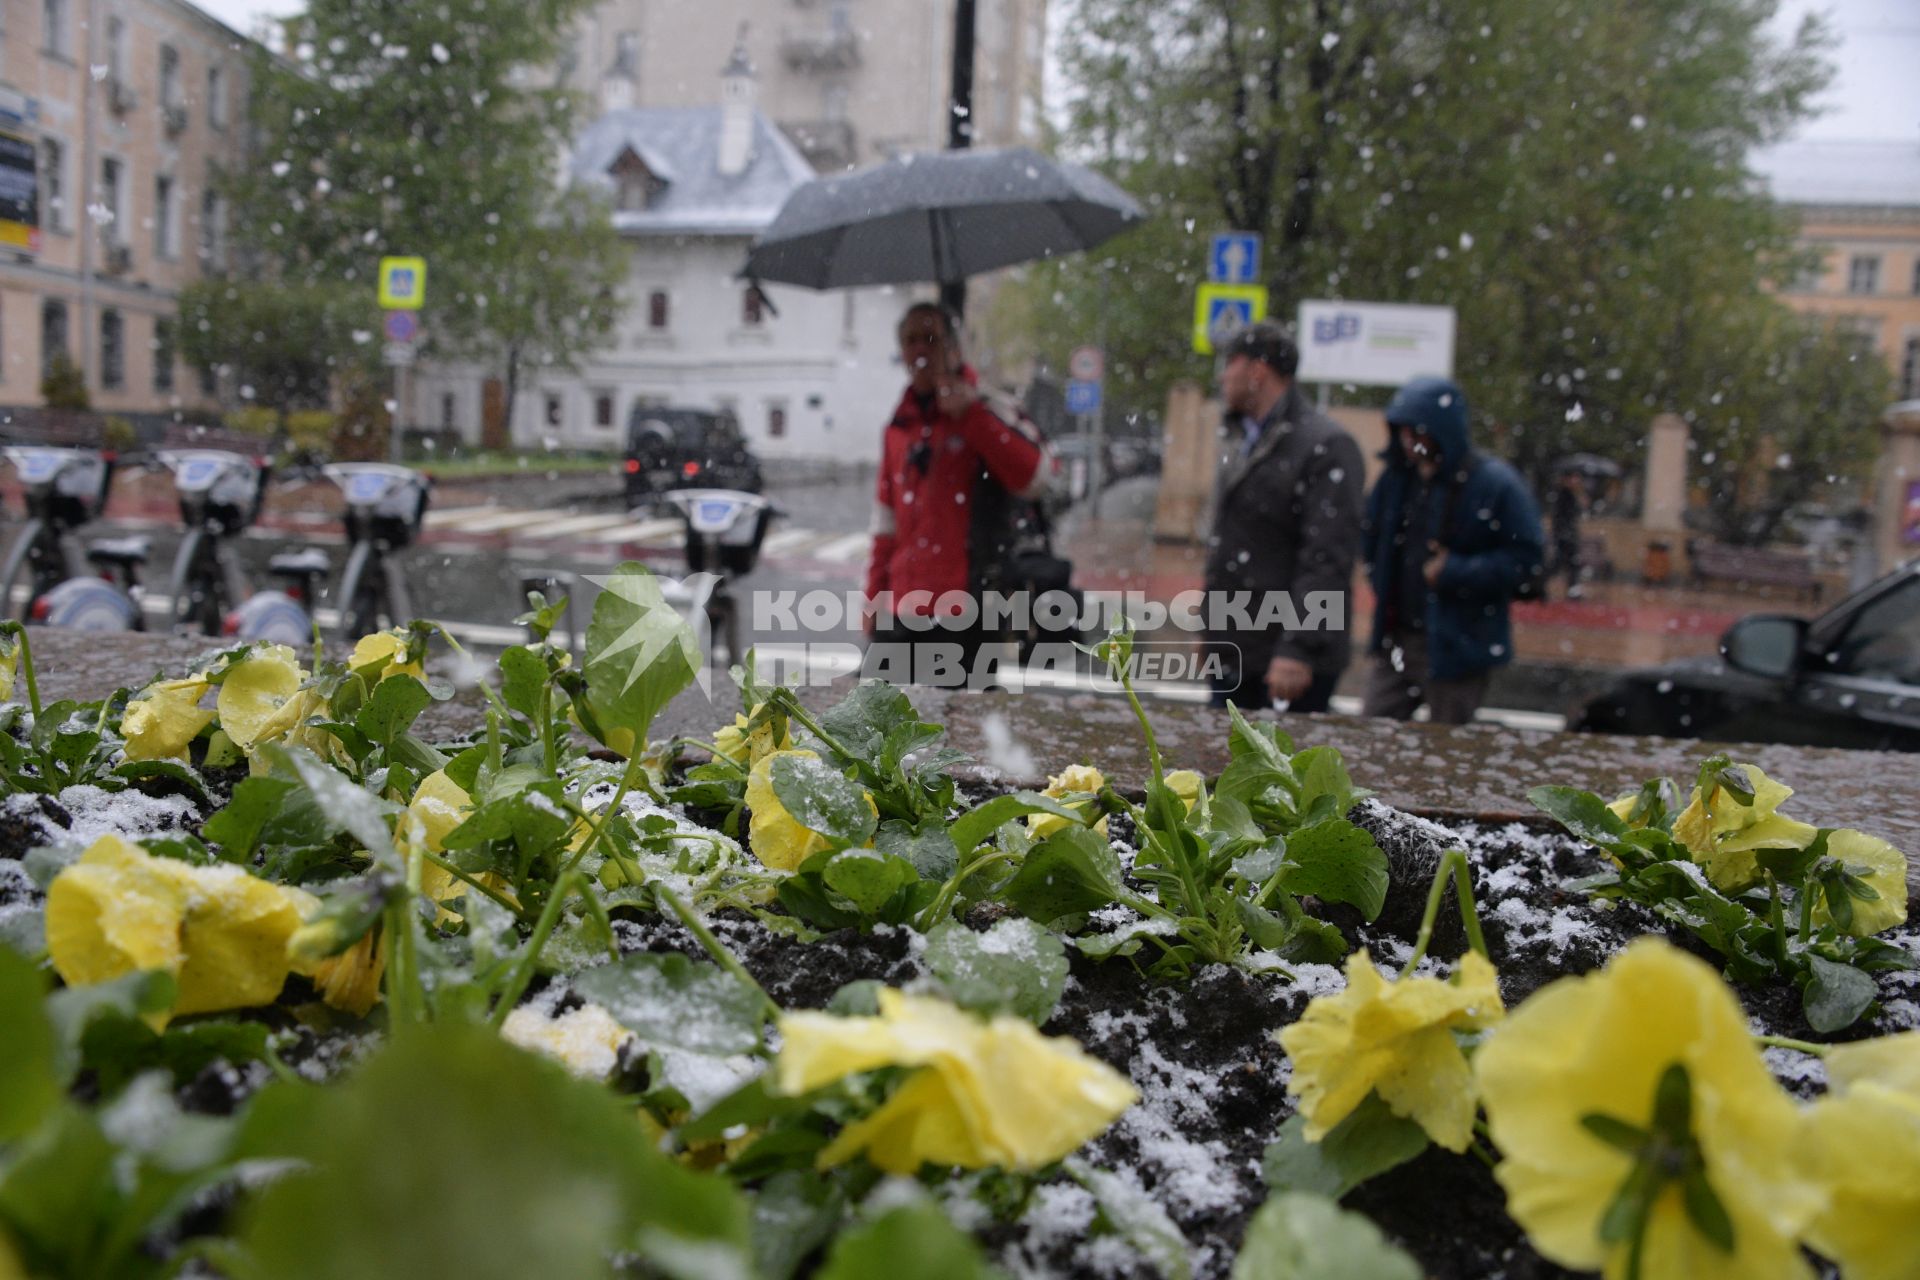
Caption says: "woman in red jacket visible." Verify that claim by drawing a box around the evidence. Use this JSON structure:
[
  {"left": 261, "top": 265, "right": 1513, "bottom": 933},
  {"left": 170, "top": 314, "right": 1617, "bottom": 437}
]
[{"left": 863, "top": 301, "right": 1050, "bottom": 687}]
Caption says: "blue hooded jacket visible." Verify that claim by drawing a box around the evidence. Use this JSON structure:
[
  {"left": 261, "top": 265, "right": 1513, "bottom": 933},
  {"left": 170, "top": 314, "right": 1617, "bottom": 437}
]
[{"left": 1362, "top": 377, "right": 1545, "bottom": 682}]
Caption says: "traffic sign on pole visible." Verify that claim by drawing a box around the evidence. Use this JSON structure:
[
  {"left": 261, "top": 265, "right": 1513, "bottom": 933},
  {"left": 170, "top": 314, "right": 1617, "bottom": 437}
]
[
  {"left": 383, "top": 310, "right": 419, "bottom": 343},
  {"left": 378, "top": 256, "right": 427, "bottom": 310},
  {"left": 1068, "top": 345, "right": 1105, "bottom": 383},
  {"left": 1209, "top": 232, "right": 1261, "bottom": 285},
  {"left": 1065, "top": 379, "right": 1103, "bottom": 415},
  {"left": 1192, "top": 283, "right": 1269, "bottom": 355}
]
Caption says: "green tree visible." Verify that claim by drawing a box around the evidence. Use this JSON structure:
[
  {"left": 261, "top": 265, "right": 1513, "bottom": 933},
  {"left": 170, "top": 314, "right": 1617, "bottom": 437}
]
[
  {"left": 39, "top": 352, "right": 89, "bottom": 411},
  {"left": 1016, "top": 0, "right": 1839, "bottom": 493},
  {"left": 197, "top": 0, "right": 623, "bottom": 441}
]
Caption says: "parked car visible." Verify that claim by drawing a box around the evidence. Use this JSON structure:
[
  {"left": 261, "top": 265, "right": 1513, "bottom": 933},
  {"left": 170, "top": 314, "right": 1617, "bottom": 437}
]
[
  {"left": 625, "top": 408, "right": 763, "bottom": 505},
  {"left": 1575, "top": 558, "right": 1920, "bottom": 751}
]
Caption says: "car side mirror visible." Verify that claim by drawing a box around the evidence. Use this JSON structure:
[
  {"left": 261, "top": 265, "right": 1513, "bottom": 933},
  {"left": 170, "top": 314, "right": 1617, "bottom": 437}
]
[{"left": 1721, "top": 615, "right": 1807, "bottom": 680}]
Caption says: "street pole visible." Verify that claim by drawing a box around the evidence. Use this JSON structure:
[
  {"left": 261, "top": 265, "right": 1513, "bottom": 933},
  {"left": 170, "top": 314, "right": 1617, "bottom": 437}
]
[{"left": 941, "top": 0, "right": 976, "bottom": 317}]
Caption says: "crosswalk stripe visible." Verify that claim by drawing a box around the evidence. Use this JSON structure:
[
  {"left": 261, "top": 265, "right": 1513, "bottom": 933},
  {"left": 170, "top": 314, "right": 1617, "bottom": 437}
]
[
  {"left": 519, "top": 511, "right": 632, "bottom": 539},
  {"left": 759, "top": 528, "right": 827, "bottom": 555},
  {"left": 813, "top": 532, "right": 872, "bottom": 563},
  {"left": 441, "top": 508, "right": 558, "bottom": 534},
  {"left": 423, "top": 506, "right": 503, "bottom": 528},
  {"left": 591, "top": 517, "right": 685, "bottom": 545}
]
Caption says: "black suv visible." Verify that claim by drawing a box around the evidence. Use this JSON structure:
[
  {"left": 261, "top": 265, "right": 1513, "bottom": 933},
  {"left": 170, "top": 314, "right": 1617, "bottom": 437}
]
[
  {"left": 1576, "top": 559, "right": 1920, "bottom": 751},
  {"left": 624, "top": 408, "right": 763, "bottom": 505}
]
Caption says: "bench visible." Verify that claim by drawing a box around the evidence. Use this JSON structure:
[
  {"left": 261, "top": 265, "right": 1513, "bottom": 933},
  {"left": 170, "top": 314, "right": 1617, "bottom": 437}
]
[{"left": 1687, "top": 540, "right": 1822, "bottom": 602}]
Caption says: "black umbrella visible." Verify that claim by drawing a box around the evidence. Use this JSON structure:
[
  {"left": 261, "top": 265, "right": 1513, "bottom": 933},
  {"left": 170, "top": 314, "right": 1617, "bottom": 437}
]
[{"left": 740, "top": 146, "right": 1144, "bottom": 290}]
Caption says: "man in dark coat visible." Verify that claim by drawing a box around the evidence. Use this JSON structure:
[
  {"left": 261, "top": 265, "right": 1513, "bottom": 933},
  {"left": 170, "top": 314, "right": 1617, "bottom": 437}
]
[
  {"left": 1203, "top": 324, "right": 1365, "bottom": 712},
  {"left": 1360, "top": 375, "right": 1545, "bottom": 724}
]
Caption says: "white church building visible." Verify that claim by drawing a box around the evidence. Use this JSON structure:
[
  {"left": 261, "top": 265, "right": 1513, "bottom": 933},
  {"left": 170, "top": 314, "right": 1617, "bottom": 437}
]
[{"left": 410, "top": 46, "right": 911, "bottom": 460}]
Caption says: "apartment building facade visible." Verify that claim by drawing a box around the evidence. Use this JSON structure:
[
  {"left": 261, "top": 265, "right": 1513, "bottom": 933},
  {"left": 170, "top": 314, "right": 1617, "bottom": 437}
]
[
  {"left": 0, "top": 0, "right": 253, "bottom": 421},
  {"left": 563, "top": 0, "right": 1047, "bottom": 173},
  {"left": 1761, "top": 139, "right": 1920, "bottom": 401}
]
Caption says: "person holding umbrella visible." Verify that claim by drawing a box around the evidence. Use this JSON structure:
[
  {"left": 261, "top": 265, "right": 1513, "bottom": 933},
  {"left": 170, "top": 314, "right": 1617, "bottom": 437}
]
[{"left": 862, "top": 301, "right": 1051, "bottom": 687}]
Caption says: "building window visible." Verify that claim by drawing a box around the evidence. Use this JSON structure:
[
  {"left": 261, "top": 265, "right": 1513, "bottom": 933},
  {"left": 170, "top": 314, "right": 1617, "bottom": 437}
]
[
  {"left": 1905, "top": 337, "right": 1920, "bottom": 401},
  {"left": 594, "top": 391, "right": 614, "bottom": 427},
  {"left": 767, "top": 404, "right": 787, "bottom": 438},
  {"left": 648, "top": 290, "right": 669, "bottom": 329},
  {"left": 198, "top": 363, "right": 216, "bottom": 396},
  {"left": 40, "top": 300, "right": 68, "bottom": 378},
  {"left": 543, "top": 393, "right": 563, "bottom": 427},
  {"left": 154, "top": 176, "right": 177, "bottom": 258},
  {"left": 43, "top": 0, "right": 68, "bottom": 58},
  {"left": 39, "top": 138, "right": 65, "bottom": 231},
  {"left": 1847, "top": 255, "right": 1881, "bottom": 296},
  {"left": 1912, "top": 259, "right": 1920, "bottom": 297},
  {"left": 612, "top": 30, "right": 640, "bottom": 78},
  {"left": 100, "top": 158, "right": 125, "bottom": 246},
  {"left": 100, "top": 310, "right": 125, "bottom": 390},
  {"left": 160, "top": 45, "right": 183, "bottom": 114},
  {"left": 742, "top": 287, "right": 764, "bottom": 327},
  {"left": 440, "top": 392, "right": 456, "bottom": 429},
  {"left": 208, "top": 66, "right": 228, "bottom": 129},
  {"left": 199, "top": 190, "right": 225, "bottom": 267},
  {"left": 152, "top": 317, "right": 175, "bottom": 393}
]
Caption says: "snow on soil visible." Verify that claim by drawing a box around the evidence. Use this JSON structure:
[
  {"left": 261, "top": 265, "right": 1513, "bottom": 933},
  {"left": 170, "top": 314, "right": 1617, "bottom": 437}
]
[{"left": 5, "top": 783, "right": 199, "bottom": 847}]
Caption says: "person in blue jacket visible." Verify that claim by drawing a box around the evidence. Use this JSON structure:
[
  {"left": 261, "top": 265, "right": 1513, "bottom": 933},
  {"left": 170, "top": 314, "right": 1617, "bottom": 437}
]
[{"left": 1360, "top": 375, "right": 1544, "bottom": 724}]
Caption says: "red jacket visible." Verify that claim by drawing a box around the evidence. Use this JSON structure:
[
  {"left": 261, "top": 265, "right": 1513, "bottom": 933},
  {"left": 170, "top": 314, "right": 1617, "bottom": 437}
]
[{"left": 865, "top": 375, "right": 1048, "bottom": 618}]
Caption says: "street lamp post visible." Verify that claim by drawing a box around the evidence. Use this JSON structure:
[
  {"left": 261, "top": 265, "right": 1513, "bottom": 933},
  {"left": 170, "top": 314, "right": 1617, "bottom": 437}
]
[{"left": 941, "top": 0, "right": 976, "bottom": 317}]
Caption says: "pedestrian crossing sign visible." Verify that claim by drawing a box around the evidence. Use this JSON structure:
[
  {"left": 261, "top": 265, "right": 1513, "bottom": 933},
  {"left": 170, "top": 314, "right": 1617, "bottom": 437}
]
[
  {"left": 378, "top": 256, "right": 428, "bottom": 310},
  {"left": 1192, "top": 283, "right": 1269, "bottom": 355},
  {"left": 1190, "top": 282, "right": 1267, "bottom": 355}
]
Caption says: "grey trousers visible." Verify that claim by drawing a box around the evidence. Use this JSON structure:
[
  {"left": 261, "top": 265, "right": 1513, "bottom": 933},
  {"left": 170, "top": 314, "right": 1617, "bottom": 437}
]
[{"left": 1360, "top": 633, "right": 1490, "bottom": 725}]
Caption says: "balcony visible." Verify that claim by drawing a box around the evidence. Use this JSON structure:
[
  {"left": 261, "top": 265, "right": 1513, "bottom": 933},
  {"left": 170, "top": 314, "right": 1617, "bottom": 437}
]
[
  {"left": 780, "top": 27, "right": 860, "bottom": 72},
  {"left": 107, "top": 79, "right": 137, "bottom": 115},
  {"left": 781, "top": 118, "right": 858, "bottom": 172}
]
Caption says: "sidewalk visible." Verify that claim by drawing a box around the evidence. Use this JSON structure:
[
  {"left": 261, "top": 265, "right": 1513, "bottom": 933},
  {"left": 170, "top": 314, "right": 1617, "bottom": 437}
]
[{"left": 1059, "top": 497, "right": 1825, "bottom": 674}]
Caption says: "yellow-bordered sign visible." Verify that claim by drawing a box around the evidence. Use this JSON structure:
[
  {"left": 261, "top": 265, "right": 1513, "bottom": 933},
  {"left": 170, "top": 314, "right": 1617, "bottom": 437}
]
[
  {"left": 1192, "top": 283, "right": 1268, "bottom": 355},
  {"left": 378, "top": 256, "right": 427, "bottom": 310},
  {"left": 0, "top": 128, "right": 42, "bottom": 256}
]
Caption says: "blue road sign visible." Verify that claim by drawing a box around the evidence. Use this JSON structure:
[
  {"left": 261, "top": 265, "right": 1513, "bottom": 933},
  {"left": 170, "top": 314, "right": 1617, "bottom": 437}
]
[
  {"left": 1059, "top": 379, "right": 1105, "bottom": 416},
  {"left": 1207, "top": 296, "right": 1254, "bottom": 340},
  {"left": 1065, "top": 379, "right": 1103, "bottom": 415},
  {"left": 1209, "top": 232, "right": 1261, "bottom": 285}
]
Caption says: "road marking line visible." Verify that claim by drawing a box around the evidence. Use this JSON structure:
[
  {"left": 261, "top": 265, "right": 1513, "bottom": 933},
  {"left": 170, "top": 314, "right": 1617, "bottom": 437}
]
[
  {"left": 439, "top": 508, "right": 556, "bottom": 534},
  {"left": 517, "top": 511, "right": 630, "bottom": 539},
  {"left": 759, "top": 528, "right": 823, "bottom": 555},
  {"left": 591, "top": 517, "right": 684, "bottom": 544},
  {"left": 812, "top": 532, "right": 872, "bottom": 562},
  {"left": 424, "top": 506, "right": 509, "bottom": 528}
]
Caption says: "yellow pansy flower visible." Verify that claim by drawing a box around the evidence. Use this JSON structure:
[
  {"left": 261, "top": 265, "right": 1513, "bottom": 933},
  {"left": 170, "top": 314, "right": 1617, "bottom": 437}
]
[
  {"left": 1798, "top": 1031, "right": 1920, "bottom": 1280},
  {"left": 1278, "top": 949, "right": 1504, "bottom": 1152},
  {"left": 215, "top": 644, "right": 306, "bottom": 750},
  {"left": 1166, "top": 769, "right": 1204, "bottom": 813},
  {"left": 1811, "top": 829, "right": 1910, "bottom": 936},
  {"left": 713, "top": 703, "right": 791, "bottom": 767},
  {"left": 121, "top": 676, "right": 215, "bottom": 762},
  {"left": 776, "top": 988, "right": 1137, "bottom": 1174},
  {"left": 743, "top": 748, "right": 876, "bottom": 872},
  {"left": 1475, "top": 938, "right": 1817, "bottom": 1280},
  {"left": 1028, "top": 763, "right": 1109, "bottom": 839},
  {"left": 306, "top": 929, "right": 386, "bottom": 1018},
  {"left": 46, "top": 834, "right": 309, "bottom": 1026},
  {"left": 501, "top": 1003, "right": 634, "bottom": 1080},
  {"left": 0, "top": 638, "right": 15, "bottom": 703},
  {"left": 349, "top": 628, "right": 425, "bottom": 681},
  {"left": 1671, "top": 764, "right": 1816, "bottom": 891}
]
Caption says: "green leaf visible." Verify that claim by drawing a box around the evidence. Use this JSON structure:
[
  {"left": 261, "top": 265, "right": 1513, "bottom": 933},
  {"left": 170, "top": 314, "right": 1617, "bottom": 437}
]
[
  {"left": 1276, "top": 819, "right": 1389, "bottom": 921},
  {"left": 923, "top": 918, "right": 1070, "bottom": 1023},
  {"left": 355, "top": 674, "right": 433, "bottom": 748},
  {"left": 203, "top": 776, "right": 298, "bottom": 858},
  {"left": 1682, "top": 1169, "right": 1736, "bottom": 1253},
  {"left": 769, "top": 752, "right": 876, "bottom": 848},
  {"left": 498, "top": 645, "right": 550, "bottom": 721},
  {"left": 748, "top": 1170, "right": 848, "bottom": 1280},
  {"left": 44, "top": 970, "right": 177, "bottom": 1083},
  {"left": 1230, "top": 1191, "right": 1422, "bottom": 1280},
  {"left": 1754, "top": 830, "right": 1827, "bottom": 885},
  {"left": 1529, "top": 785, "right": 1633, "bottom": 851},
  {"left": 262, "top": 743, "right": 402, "bottom": 868},
  {"left": 1292, "top": 747, "right": 1365, "bottom": 825},
  {"left": 1000, "top": 825, "right": 1124, "bottom": 925},
  {"left": 821, "top": 848, "right": 918, "bottom": 917},
  {"left": 1579, "top": 1113, "right": 1648, "bottom": 1155},
  {"left": 1261, "top": 1094, "right": 1430, "bottom": 1200},
  {"left": 873, "top": 819, "right": 959, "bottom": 880},
  {"left": 112, "top": 758, "right": 211, "bottom": 807},
  {"left": 816, "top": 1200, "right": 997, "bottom": 1280},
  {"left": 1803, "top": 954, "right": 1877, "bottom": 1033},
  {"left": 238, "top": 1024, "right": 749, "bottom": 1279},
  {"left": 570, "top": 953, "right": 766, "bottom": 1056},
  {"left": 948, "top": 790, "right": 1083, "bottom": 855},
  {"left": 0, "top": 948, "right": 59, "bottom": 1142},
  {"left": 439, "top": 783, "right": 572, "bottom": 860},
  {"left": 581, "top": 562, "right": 701, "bottom": 754},
  {"left": 818, "top": 680, "right": 925, "bottom": 767},
  {"left": 1227, "top": 701, "right": 1295, "bottom": 770},
  {"left": 80, "top": 1017, "right": 272, "bottom": 1098}
]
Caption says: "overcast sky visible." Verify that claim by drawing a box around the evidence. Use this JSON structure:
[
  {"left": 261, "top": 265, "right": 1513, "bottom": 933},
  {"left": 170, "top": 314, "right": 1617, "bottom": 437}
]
[{"left": 194, "top": 0, "right": 1917, "bottom": 142}]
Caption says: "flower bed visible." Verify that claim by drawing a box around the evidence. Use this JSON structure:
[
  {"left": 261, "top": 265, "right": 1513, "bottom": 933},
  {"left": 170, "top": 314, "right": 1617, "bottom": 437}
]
[{"left": 0, "top": 578, "right": 1917, "bottom": 1280}]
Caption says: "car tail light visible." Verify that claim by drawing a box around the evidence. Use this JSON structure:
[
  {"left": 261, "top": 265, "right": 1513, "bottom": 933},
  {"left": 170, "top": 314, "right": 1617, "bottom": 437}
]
[
  {"left": 28, "top": 596, "right": 52, "bottom": 622},
  {"left": 682, "top": 461, "right": 701, "bottom": 477},
  {"left": 624, "top": 459, "right": 641, "bottom": 474},
  {"left": 222, "top": 611, "right": 243, "bottom": 636}
]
